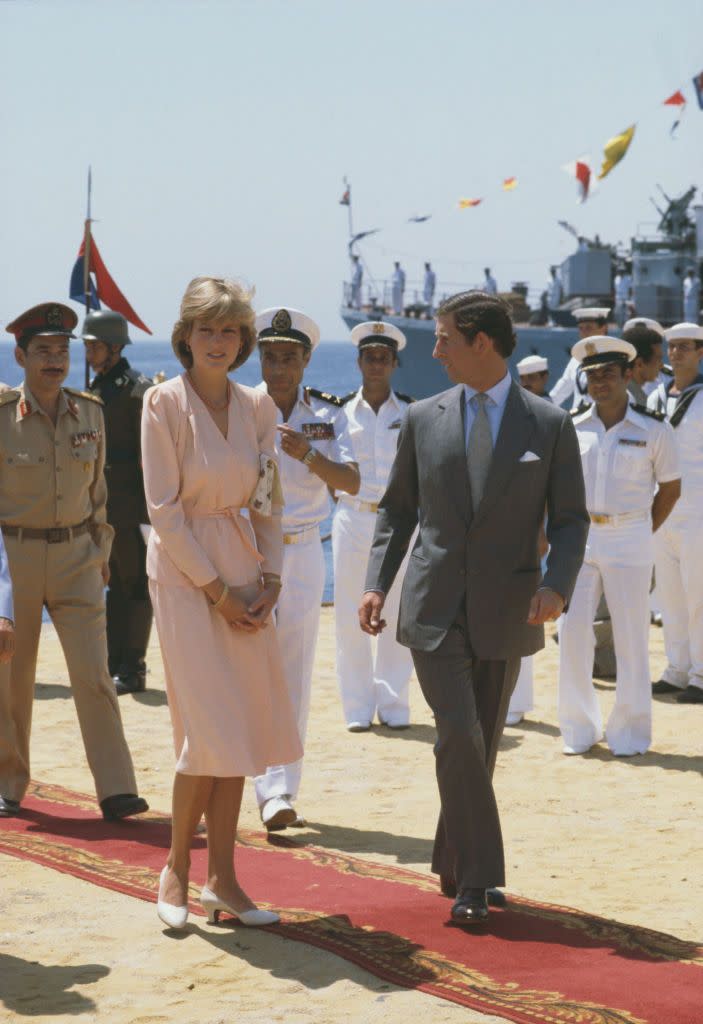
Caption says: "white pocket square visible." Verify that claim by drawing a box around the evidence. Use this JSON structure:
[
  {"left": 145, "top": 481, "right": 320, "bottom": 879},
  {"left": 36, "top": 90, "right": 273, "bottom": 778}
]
[{"left": 519, "top": 451, "right": 541, "bottom": 463}]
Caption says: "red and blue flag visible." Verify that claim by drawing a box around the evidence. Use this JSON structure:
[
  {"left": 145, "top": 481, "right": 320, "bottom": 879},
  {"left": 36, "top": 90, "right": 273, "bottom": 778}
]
[{"left": 69, "top": 231, "right": 151, "bottom": 335}]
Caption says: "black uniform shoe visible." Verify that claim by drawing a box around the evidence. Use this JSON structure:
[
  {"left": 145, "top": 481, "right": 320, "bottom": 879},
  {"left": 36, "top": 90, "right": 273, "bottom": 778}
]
[
  {"left": 0, "top": 796, "right": 20, "bottom": 817},
  {"left": 440, "top": 876, "right": 506, "bottom": 908},
  {"left": 100, "top": 794, "right": 149, "bottom": 820},
  {"left": 114, "top": 670, "right": 147, "bottom": 696},
  {"left": 652, "top": 679, "right": 681, "bottom": 695},
  {"left": 451, "top": 888, "right": 489, "bottom": 925},
  {"left": 676, "top": 685, "right": 703, "bottom": 704}
]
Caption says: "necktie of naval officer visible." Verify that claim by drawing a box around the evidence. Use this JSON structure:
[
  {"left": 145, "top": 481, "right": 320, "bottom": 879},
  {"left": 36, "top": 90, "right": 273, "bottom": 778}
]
[{"left": 467, "top": 392, "right": 493, "bottom": 513}]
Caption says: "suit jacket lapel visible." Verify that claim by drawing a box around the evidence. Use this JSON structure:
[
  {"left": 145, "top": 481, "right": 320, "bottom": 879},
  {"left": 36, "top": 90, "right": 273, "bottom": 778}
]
[
  {"left": 472, "top": 381, "right": 535, "bottom": 524},
  {"left": 437, "top": 385, "right": 471, "bottom": 526}
]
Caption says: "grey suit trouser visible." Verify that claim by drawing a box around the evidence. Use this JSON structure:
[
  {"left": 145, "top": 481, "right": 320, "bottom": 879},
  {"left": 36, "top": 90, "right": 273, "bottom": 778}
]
[{"left": 411, "top": 604, "right": 520, "bottom": 892}]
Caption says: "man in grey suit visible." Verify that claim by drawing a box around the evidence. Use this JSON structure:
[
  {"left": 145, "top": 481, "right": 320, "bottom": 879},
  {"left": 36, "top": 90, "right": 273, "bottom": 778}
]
[{"left": 360, "top": 292, "right": 588, "bottom": 925}]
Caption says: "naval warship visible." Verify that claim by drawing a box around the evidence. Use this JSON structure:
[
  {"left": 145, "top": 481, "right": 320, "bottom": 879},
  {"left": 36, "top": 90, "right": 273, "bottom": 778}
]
[{"left": 340, "top": 186, "right": 703, "bottom": 400}]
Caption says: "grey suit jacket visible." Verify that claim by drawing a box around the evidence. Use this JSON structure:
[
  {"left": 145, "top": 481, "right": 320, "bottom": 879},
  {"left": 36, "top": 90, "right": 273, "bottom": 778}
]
[{"left": 364, "top": 380, "right": 588, "bottom": 658}]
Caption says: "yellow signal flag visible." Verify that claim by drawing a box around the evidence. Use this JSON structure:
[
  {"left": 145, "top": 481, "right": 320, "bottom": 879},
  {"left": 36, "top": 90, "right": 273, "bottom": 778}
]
[
  {"left": 458, "top": 197, "right": 482, "bottom": 208},
  {"left": 502, "top": 177, "right": 517, "bottom": 191},
  {"left": 598, "top": 124, "right": 636, "bottom": 181}
]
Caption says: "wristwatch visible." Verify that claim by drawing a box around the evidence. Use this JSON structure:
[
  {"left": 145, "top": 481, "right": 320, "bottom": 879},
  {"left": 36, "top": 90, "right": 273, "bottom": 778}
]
[{"left": 302, "top": 447, "right": 317, "bottom": 466}]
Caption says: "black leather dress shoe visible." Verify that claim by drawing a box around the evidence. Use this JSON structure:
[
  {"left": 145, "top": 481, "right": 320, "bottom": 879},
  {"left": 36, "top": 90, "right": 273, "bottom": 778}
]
[
  {"left": 0, "top": 796, "right": 20, "bottom": 817},
  {"left": 114, "top": 671, "right": 147, "bottom": 696},
  {"left": 100, "top": 794, "right": 149, "bottom": 820},
  {"left": 676, "top": 684, "right": 703, "bottom": 704},
  {"left": 441, "top": 876, "right": 506, "bottom": 907},
  {"left": 451, "top": 888, "right": 489, "bottom": 925},
  {"left": 652, "top": 679, "right": 681, "bottom": 695}
]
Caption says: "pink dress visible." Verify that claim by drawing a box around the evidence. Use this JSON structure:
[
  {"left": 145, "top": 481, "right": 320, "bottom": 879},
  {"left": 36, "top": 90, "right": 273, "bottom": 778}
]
[{"left": 141, "top": 374, "right": 303, "bottom": 776}]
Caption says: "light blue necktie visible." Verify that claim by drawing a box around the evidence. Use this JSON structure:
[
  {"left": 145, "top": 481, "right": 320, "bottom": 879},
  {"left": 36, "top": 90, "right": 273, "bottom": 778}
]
[{"left": 467, "top": 393, "right": 493, "bottom": 512}]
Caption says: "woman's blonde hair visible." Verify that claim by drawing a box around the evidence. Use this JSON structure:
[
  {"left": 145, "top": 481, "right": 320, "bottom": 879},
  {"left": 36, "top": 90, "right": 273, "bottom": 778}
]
[{"left": 172, "top": 276, "right": 257, "bottom": 371}]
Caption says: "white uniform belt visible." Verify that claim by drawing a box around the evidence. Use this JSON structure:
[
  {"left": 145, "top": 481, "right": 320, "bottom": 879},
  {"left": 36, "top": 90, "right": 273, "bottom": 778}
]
[
  {"left": 339, "top": 496, "right": 380, "bottom": 514},
  {"left": 283, "top": 524, "right": 320, "bottom": 545},
  {"left": 589, "top": 509, "right": 650, "bottom": 526}
]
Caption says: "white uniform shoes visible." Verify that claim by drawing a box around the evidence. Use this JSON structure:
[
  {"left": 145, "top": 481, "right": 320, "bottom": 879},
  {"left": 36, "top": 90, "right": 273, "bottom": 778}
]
[{"left": 261, "top": 795, "right": 297, "bottom": 832}]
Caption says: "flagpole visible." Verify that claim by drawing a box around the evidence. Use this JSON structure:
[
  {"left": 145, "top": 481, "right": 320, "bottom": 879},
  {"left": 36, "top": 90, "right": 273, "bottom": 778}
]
[{"left": 83, "top": 167, "right": 92, "bottom": 388}]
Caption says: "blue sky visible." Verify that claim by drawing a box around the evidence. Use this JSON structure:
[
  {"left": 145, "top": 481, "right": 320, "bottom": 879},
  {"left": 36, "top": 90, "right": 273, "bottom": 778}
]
[{"left": 1, "top": 0, "right": 702, "bottom": 339}]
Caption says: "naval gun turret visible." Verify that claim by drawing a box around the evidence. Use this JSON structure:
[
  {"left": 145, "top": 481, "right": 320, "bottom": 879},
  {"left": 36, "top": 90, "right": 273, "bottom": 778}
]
[{"left": 631, "top": 185, "right": 699, "bottom": 324}]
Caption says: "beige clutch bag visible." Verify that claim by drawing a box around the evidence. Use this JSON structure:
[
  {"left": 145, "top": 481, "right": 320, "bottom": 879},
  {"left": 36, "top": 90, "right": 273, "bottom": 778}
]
[{"left": 248, "top": 455, "right": 284, "bottom": 517}]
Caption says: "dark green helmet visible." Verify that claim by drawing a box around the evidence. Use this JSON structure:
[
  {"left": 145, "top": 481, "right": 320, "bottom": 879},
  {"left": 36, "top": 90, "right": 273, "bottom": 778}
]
[{"left": 81, "top": 310, "right": 131, "bottom": 346}]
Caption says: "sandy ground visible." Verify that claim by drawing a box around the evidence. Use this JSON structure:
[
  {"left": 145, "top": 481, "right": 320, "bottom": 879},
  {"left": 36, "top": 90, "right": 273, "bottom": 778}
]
[{"left": 0, "top": 611, "right": 700, "bottom": 1024}]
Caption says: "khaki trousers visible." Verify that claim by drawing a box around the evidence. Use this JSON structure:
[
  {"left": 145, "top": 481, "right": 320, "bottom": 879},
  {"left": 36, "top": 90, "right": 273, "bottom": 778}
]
[{"left": 0, "top": 532, "right": 137, "bottom": 803}]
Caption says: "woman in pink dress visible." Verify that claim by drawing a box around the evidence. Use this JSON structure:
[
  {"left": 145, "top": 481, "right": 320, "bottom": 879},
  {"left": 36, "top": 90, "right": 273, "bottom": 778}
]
[{"left": 142, "top": 277, "right": 302, "bottom": 930}]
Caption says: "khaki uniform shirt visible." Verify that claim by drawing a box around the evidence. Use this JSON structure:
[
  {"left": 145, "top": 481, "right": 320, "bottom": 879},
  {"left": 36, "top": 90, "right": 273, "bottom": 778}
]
[{"left": 0, "top": 384, "right": 114, "bottom": 560}]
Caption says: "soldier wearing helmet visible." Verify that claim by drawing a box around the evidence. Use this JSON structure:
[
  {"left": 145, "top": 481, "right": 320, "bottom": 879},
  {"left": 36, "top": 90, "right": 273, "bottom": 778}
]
[{"left": 83, "top": 310, "right": 153, "bottom": 696}]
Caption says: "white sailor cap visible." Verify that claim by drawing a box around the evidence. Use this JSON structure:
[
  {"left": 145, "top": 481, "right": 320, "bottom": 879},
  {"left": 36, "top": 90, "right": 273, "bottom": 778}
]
[
  {"left": 573, "top": 306, "right": 610, "bottom": 323},
  {"left": 256, "top": 307, "right": 320, "bottom": 351},
  {"left": 622, "top": 317, "right": 665, "bottom": 338},
  {"left": 571, "top": 335, "right": 636, "bottom": 370},
  {"left": 664, "top": 322, "right": 703, "bottom": 343},
  {"left": 516, "top": 354, "right": 548, "bottom": 375},
  {"left": 350, "top": 321, "right": 407, "bottom": 352}
]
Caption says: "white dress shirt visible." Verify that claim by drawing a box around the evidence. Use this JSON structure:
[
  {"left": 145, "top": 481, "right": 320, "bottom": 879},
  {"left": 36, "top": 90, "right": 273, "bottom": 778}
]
[
  {"left": 572, "top": 403, "right": 679, "bottom": 515},
  {"left": 335, "top": 389, "right": 411, "bottom": 503},
  {"left": 463, "top": 372, "right": 512, "bottom": 448},
  {"left": 256, "top": 383, "right": 354, "bottom": 533}
]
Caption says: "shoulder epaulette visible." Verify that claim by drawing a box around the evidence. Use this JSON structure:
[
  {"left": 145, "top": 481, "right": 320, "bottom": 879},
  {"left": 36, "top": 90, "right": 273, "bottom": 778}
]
[
  {"left": 662, "top": 364, "right": 674, "bottom": 377},
  {"left": 570, "top": 400, "right": 591, "bottom": 417},
  {"left": 128, "top": 375, "right": 154, "bottom": 399},
  {"left": 395, "top": 391, "right": 415, "bottom": 404},
  {"left": 305, "top": 387, "right": 344, "bottom": 407},
  {"left": 0, "top": 389, "right": 20, "bottom": 407},
  {"left": 339, "top": 391, "right": 357, "bottom": 405},
  {"left": 64, "top": 386, "right": 104, "bottom": 405},
  {"left": 631, "top": 403, "right": 665, "bottom": 421}
]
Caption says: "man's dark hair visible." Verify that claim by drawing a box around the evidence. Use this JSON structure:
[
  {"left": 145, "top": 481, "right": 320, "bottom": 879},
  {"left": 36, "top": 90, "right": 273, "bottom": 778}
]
[
  {"left": 623, "top": 325, "right": 663, "bottom": 363},
  {"left": 436, "top": 291, "right": 517, "bottom": 358}
]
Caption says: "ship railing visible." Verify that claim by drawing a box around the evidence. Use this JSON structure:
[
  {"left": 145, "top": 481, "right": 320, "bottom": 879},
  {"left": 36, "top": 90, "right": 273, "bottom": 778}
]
[{"left": 342, "top": 280, "right": 544, "bottom": 318}]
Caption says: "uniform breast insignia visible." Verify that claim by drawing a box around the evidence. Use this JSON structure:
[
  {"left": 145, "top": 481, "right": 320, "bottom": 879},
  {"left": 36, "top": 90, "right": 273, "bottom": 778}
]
[
  {"left": 71, "top": 429, "right": 102, "bottom": 448},
  {"left": 302, "top": 422, "right": 335, "bottom": 440},
  {"left": 305, "top": 387, "right": 345, "bottom": 407},
  {"left": 619, "top": 438, "right": 647, "bottom": 447},
  {"left": 388, "top": 420, "right": 402, "bottom": 430}
]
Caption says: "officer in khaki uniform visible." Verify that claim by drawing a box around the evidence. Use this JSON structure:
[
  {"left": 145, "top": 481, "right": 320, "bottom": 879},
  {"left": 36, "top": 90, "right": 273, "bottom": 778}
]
[
  {"left": 0, "top": 302, "right": 148, "bottom": 820},
  {"left": 83, "top": 310, "right": 153, "bottom": 695}
]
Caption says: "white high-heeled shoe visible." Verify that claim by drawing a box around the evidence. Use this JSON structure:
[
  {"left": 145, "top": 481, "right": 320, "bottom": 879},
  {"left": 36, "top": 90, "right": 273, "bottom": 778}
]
[
  {"left": 157, "top": 866, "right": 189, "bottom": 930},
  {"left": 199, "top": 886, "right": 280, "bottom": 926}
]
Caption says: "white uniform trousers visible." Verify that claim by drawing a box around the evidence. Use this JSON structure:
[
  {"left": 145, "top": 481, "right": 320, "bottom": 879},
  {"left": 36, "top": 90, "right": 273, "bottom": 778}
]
[
  {"left": 332, "top": 502, "right": 413, "bottom": 726},
  {"left": 508, "top": 656, "right": 534, "bottom": 716},
  {"left": 254, "top": 529, "right": 325, "bottom": 807},
  {"left": 558, "top": 523, "right": 653, "bottom": 755},
  {"left": 654, "top": 518, "right": 703, "bottom": 692}
]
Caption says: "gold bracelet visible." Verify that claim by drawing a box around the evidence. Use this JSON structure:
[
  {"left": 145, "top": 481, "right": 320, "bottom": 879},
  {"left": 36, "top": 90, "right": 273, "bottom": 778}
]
[{"left": 211, "top": 583, "right": 229, "bottom": 611}]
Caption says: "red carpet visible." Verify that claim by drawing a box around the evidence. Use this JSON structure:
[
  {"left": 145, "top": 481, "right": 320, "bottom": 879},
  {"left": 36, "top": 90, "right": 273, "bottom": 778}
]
[{"left": 0, "top": 782, "right": 700, "bottom": 1024}]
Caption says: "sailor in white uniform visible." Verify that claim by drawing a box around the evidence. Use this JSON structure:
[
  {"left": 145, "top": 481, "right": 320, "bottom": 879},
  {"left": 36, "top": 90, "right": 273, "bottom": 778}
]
[
  {"left": 351, "top": 255, "right": 363, "bottom": 310},
  {"left": 558, "top": 336, "right": 681, "bottom": 756},
  {"left": 391, "top": 262, "right": 406, "bottom": 315},
  {"left": 683, "top": 269, "right": 700, "bottom": 325},
  {"left": 254, "top": 308, "right": 360, "bottom": 830},
  {"left": 483, "top": 268, "right": 498, "bottom": 295},
  {"left": 549, "top": 306, "right": 610, "bottom": 410},
  {"left": 332, "top": 322, "right": 415, "bottom": 730},
  {"left": 423, "top": 262, "right": 436, "bottom": 313},
  {"left": 622, "top": 318, "right": 665, "bottom": 406},
  {"left": 506, "top": 354, "right": 551, "bottom": 725},
  {"left": 649, "top": 323, "right": 703, "bottom": 704}
]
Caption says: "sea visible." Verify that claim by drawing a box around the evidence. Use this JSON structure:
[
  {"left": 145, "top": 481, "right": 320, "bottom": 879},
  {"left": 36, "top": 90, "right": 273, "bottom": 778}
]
[{"left": 0, "top": 339, "right": 361, "bottom": 604}]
